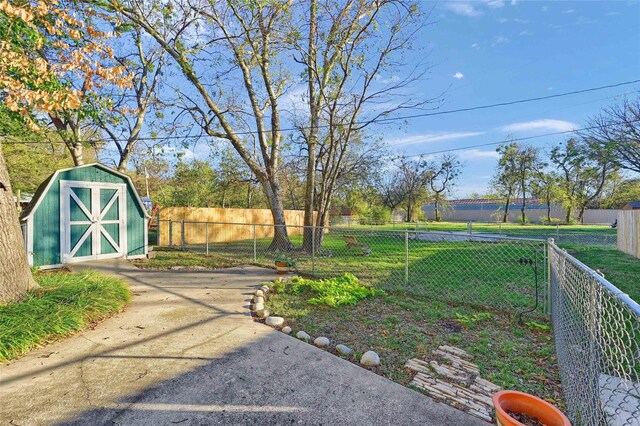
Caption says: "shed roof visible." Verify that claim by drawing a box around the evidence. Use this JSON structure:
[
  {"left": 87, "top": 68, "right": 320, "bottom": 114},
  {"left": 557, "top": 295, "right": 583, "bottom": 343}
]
[
  {"left": 625, "top": 201, "right": 640, "bottom": 209},
  {"left": 20, "top": 163, "right": 151, "bottom": 221}
]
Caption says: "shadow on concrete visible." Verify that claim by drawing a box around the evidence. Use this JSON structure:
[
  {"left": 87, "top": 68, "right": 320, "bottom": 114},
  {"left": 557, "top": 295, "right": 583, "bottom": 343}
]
[{"left": 3, "top": 264, "right": 486, "bottom": 426}]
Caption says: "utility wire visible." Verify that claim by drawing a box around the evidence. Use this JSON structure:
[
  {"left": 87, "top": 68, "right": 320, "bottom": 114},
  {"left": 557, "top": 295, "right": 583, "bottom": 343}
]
[
  {"left": 1, "top": 78, "right": 638, "bottom": 145},
  {"left": 403, "top": 118, "right": 640, "bottom": 158},
  {"left": 374, "top": 79, "right": 640, "bottom": 123}
]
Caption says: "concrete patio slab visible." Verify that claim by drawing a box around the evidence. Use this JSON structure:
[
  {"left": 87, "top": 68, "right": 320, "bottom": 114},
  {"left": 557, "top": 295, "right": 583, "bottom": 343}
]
[{"left": 1, "top": 260, "right": 487, "bottom": 425}]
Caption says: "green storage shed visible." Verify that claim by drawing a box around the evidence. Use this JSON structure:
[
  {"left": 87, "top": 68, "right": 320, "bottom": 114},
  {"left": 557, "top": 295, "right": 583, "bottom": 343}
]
[{"left": 20, "top": 163, "right": 150, "bottom": 269}]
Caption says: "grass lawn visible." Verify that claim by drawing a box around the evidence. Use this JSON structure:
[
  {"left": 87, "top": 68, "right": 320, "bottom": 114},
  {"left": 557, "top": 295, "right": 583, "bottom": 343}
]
[
  {"left": 0, "top": 270, "right": 130, "bottom": 362},
  {"left": 265, "top": 280, "right": 563, "bottom": 406},
  {"left": 565, "top": 244, "right": 640, "bottom": 302},
  {"left": 132, "top": 247, "right": 242, "bottom": 270}
]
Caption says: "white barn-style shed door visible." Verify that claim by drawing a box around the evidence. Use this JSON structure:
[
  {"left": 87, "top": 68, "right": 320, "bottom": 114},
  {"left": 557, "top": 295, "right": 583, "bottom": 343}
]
[{"left": 60, "top": 180, "right": 127, "bottom": 263}]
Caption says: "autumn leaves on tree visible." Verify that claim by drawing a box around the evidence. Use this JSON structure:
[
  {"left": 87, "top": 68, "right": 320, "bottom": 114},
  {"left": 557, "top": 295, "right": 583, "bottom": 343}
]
[{"left": 0, "top": 0, "right": 131, "bottom": 303}]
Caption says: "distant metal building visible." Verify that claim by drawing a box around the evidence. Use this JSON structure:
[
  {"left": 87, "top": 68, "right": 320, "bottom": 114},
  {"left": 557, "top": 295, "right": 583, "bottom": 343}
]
[
  {"left": 622, "top": 201, "right": 640, "bottom": 210},
  {"left": 20, "top": 163, "right": 150, "bottom": 269}
]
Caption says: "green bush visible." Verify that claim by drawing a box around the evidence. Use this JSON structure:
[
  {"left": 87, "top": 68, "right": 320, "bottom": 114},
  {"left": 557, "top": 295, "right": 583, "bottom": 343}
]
[
  {"left": 286, "top": 273, "right": 383, "bottom": 307},
  {"left": 359, "top": 206, "right": 391, "bottom": 225},
  {"left": 542, "top": 217, "right": 563, "bottom": 225},
  {"left": 270, "top": 280, "right": 286, "bottom": 294}
]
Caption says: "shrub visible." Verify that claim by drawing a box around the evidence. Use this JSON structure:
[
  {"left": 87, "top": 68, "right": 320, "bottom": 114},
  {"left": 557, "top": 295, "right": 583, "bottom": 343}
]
[
  {"left": 542, "top": 217, "right": 563, "bottom": 225},
  {"left": 286, "top": 273, "right": 383, "bottom": 307},
  {"left": 358, "top": 206, "right": 391, "bottom": 225},
  {"left": 270, "top": 280, "right": 286, "bottom": 294}
]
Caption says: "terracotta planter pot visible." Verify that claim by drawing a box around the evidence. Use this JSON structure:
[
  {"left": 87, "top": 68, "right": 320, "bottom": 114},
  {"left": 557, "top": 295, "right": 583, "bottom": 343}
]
[
  {"left": 493, "top": 390, "right": 571, "bottom": 426},
  {"left": 275, "top": 262, "right": 289, "bottom": 275}
]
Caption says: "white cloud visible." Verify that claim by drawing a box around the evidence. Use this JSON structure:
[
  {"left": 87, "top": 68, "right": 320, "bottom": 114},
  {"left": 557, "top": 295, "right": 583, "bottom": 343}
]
[
  {"left": 519, "top": 29, "right": 533, "bottom": 36},
  {"left": 511, "top": 0, "right": 518, "bottom": 5},
  {"left": 457, "top": 149, "right": 500, "bottom": 160},
  {"left": 575, "top": 16, "right": 597, "bottom": 25},
  {"left": 563, "top": 9, "right": 575, "bottom": 14},
  {"left": 471, "top": 42, "right": 479, "bottom": 48},
  {"left": 388, "top": 131, "right": 485, "bottom": 147},
  {"left": 445, "top": 2, "right": 482, "bottom": 17},
  {"left": 453, "top": 72, "right": 465, "bottom": 79},
  {"left": 280, "top": 84, "right": 307, "bottom": 115},
  {"left": 499, "top": 119, "right": 578, "bottom": 133},
  {"left": 541, "top": 6, "right": 548, "bottom": 12},
  {"left": 491, "top": 36, "right": 509, "bottom": 47},
  {"left": 497, "top": 17, "right": 509, "bottom": 23},
  {"left": 486, "top": 0, "right": 505, "bottom": 9}
]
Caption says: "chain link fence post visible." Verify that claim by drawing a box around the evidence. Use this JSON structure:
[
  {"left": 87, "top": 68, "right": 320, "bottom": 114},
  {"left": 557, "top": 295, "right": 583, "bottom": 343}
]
[
  {"left": 253, "top": 224, "right": 257, "bottom": 263},
  {"left": 312, "top": 225, "right": 316, "bottom": 275},
  {"left": 404, "top": 231, "right": 409, "bottom": 287},
  {"left": 169, "top": 219, "right": 173, "bottom": 248},
  {"left": 546, "top": 238, "right": 553, "bottom": 314},
  {"left": 181, "top": 220, "right": 185, "bottom": 251}
]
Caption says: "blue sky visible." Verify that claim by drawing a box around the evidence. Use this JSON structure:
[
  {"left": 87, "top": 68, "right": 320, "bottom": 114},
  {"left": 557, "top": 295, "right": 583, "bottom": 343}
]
[
  {"left": 106, "top": 0, "right": 640, "bottom": 199},
  {"left": 386, "top": 0, "right": 640, "bottom": 197}
]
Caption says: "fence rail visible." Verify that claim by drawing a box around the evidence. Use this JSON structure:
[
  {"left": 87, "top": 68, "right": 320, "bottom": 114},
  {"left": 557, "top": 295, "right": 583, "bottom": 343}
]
[{"left": 549, "top": 240, "right": 640, "bottom": 425}]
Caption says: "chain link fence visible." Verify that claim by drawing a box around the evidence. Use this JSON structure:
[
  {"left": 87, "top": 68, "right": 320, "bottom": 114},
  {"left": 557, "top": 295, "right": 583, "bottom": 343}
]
[
  {"left": 549, "top": 240, "right": 640, "bottom": 425},
  {"left": 158, "top": 219, "right": 547, "bottom": 315},
  {"left": 155, "top": 219, "right": 640, "bottom": 423}
]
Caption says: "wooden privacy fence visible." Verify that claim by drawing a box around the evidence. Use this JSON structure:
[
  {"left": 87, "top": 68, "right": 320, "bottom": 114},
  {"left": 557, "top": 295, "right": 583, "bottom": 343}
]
[
  {"left": 617, "top": 210, "right": 640, "bottom": 258},
  {"left": 158, "top": 207, "right": 315, "bottom": 246}
]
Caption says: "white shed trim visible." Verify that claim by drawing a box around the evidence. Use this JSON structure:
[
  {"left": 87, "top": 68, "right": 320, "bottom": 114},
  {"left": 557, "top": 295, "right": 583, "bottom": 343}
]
[{"left": 21, "top": 163, "right": 151, "bottom": 221}]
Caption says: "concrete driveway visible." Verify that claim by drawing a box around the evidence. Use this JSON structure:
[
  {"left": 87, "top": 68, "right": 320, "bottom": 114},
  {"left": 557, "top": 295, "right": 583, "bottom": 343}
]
[{"left": 0, "top": 260, "right": 486, "bottom": 425}]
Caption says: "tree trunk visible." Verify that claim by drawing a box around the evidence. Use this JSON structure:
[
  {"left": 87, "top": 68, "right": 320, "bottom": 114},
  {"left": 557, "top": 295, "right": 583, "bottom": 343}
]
[
  {"left": 565, "top": 207, "right": 572, "bottom": 223},
  {"left": 434, "top": 199, "right": 440, "bottom": 222},
  {"left": 302, "top": 0, "right": 318, "bottom": 255},
  {"left": 520, "top": 180, "right": 527, "bottom": 224},
  {"left": 263, "top": 180, "right": 293, "bottom": 251},
  {"left": 117, "top": 145, "right": 131, "bottom": 172},
  {"left": 289, "top": 188, "right": 297, "bottom": 210},
  {"left": 546, "top": 197, "right": 552, "bottom": 223},
  {"left": 70, "top": 143, "right": 84, "bottom": 166},
  {"left": 0, "top": 143, "right": 39, "bottom": 304},
  {"left": 502, "top": 192, "right": 512, "bottom": 223},
  {"left": 312, "top": 199, "right": 331, "bottom": 251}
]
